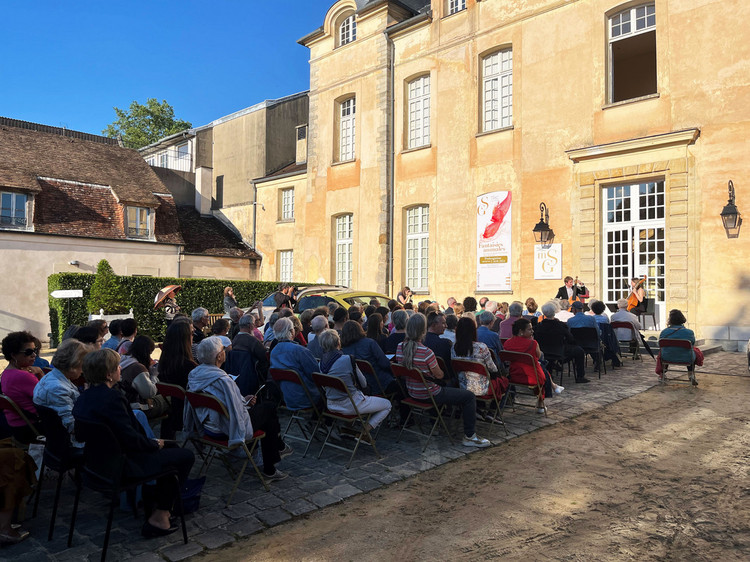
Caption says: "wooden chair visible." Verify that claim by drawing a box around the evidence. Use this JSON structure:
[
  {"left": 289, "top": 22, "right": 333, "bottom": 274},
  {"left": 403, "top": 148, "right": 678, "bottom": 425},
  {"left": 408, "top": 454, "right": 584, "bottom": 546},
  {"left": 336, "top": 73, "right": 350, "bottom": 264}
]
[
  {"left": 184, "top": 391, "right": 268, "bottom": 506},
  {"left": 451, "top": 359, "right": 509, "bottom": 435},
  {"left": 0, "top": 393, "right": 41, "bottom": 448},
  {"left": 498, "top": 350, "right": 547, "bottom": 417},
  {"left": 312, "top": 372, "right": 382, "bottom": 468},
  {"left": 269, "top": 368, "right": 323, "bottom": 457},
  {"left": 391, "top": 363, "right": 454, "bottom": 452},
  {"left": 611, "top": 321, "right": 643, "bottom": 361},
  {"left": 569, "top": 327, "right": 606, "bottom": 378},
  {"left": 69, "top": 419, "right": 188, "bottom": 561},
  {"left": 658, "top": 338, "right": 698, "bottom": 386}
]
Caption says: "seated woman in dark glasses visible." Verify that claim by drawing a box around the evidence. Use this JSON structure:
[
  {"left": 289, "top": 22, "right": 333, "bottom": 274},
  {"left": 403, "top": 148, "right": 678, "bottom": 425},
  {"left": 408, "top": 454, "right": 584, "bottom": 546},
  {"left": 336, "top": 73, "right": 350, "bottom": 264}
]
[{"left": 0, "top": 331, "right": 44, "bottom": 444}]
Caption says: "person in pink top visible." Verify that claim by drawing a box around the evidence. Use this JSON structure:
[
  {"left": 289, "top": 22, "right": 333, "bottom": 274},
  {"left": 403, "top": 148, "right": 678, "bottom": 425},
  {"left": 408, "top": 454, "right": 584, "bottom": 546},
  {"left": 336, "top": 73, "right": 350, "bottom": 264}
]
[{"left": 1, "top": 331, "right": 44, "bottom": 443}]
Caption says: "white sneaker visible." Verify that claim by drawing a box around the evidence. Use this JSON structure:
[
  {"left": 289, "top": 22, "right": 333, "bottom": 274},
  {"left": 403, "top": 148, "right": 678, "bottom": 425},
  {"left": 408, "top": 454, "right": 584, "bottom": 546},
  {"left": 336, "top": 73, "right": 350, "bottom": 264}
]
[
  {"left": 554, "top": 385, "right": 564, "bottom": 395},
  {"left": 263, "top": 469, "right": 288, "bottom": 483},
  {"left": 462, "top": 434, "right": 491, "bottom": 448}
]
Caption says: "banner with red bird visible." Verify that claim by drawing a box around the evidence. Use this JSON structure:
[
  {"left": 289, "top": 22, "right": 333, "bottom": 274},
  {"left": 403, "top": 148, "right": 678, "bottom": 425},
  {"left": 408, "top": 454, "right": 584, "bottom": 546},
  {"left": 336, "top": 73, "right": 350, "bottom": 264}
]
[{"left": 476, "top": 191, "right": 512, "bottom": 292}]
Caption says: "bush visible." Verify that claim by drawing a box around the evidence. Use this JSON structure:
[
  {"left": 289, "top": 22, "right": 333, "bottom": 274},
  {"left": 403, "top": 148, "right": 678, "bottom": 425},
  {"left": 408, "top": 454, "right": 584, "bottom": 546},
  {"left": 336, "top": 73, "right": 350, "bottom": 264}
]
[
  {"left": 48, "top": 273, "right": 296, "bottom": 344},
  {"left": 87, "top": 259, "right": 131, "bottom": 314}
]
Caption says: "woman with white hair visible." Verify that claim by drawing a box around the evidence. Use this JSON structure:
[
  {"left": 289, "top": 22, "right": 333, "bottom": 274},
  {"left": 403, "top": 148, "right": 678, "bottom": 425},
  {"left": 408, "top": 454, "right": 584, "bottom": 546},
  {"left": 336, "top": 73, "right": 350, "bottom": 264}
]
[
  {"left": 269, "top": 318, "right": 322, "bottom": 410},
  {"left": 184, "top": 337, "right": 291, "bottom": 482},
  {"left": 318, "top": 329, "right": 391, "bottom": 441}
]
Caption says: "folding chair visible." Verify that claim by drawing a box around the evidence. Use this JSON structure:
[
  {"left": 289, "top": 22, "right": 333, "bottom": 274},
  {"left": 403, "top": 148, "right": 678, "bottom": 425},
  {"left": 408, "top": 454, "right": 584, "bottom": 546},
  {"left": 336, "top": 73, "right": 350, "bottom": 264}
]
[
  {"left": 611, "top": 321, "right": 643, "bottom": 361},
  {"left": 391, "top": 363, "right": 454, "bottom": 452},
  {"left": 533, "top": 333, "right": 573, "bottom": 385},
  {"left": 355, "top": 359, "right": 392, "bottom": 398},
  {"left": 498, "top": 351, "right": 547, "bottom": 417},
  {"left": 658, "top": 339, "right": 698, "bottom": 386},
  {"left": 312, "top": 372, "right": 382, "bottom": 468},
  {"left": 68, "top": 419, "right": 188, "bottom": 561},
  {"left": 156, "top": 382, "right": 189, "bottom": 445},
  {"left": 33, "top": 405, "right": 83, "bottom": 541},
  {"left": 570, "top": 327, "right": 607, "bottom": 378},
  {"left": 0, "top": 393, "right": 41, "bottom": 448},
  {"left": 451, "top": 359, "right": 509, "bottom": 436},
  {"left": 637, "top": 298, "right": 658, "bottom": 330},
  {"left": 184, "top": 391, "right": 268, "bottom": 506},
  {"left": 269, "top": 368, "right": 323, "bottom": 457}
]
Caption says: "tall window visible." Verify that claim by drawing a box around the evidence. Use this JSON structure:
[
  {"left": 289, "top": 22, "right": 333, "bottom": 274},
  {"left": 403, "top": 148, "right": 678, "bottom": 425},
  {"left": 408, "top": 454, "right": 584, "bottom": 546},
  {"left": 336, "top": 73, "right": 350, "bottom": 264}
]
[
  {"left": 280, "top": 188, "right": 295, "bottom": 220},
  {"left": 407, "top": 75, "right": 430, "bottom": 149},
  {"left": 335, "top": 214, "right": 353, "bottom": 287},
  {"left": 482, "top": 49, "right": 513, "bottom": 132},
  {"left": 0, "top": 191, "right": 28, "bottom": 229},
  {"left": 339, "top": 97, "right": 356, "bottom": 162},
  {"left": 609, "top": 4, "right": 656, "bottom": 103},
  {"left": 405, "top": 206, "right": 429, "bottom": 291},
  {"left": 339, "top": 14, "right": 356, "bottom": 46},
  {"left": 448, "top": 0, "right": 466, "bottom": 15},
  {"left": 279, "top": 250, "right": 293, "bottom": 282},
  {"left": 127, "top": 206, "right": 152, "bottom": 238}
]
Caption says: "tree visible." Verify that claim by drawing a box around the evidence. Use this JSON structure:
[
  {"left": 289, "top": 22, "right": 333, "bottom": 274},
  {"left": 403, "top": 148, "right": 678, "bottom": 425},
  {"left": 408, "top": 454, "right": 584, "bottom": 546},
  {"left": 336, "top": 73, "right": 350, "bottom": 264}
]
[
  {"left": 87, "top": 259, "right": 131, "bottom": 314},
  {"left": 102, "top": 98, "right": 191, "bottom": 149}
]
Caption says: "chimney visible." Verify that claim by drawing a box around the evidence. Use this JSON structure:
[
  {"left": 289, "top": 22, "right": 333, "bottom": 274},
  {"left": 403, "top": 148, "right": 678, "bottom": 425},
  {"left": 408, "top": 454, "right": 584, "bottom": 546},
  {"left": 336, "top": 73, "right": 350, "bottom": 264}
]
[{"left": 295, "top": 124, "right": 307, "bottom": 165}]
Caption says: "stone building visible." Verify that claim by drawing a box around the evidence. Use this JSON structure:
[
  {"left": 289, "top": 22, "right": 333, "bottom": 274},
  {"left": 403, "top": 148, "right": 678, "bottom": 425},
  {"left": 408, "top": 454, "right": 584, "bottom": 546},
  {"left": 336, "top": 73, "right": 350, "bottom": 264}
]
[{"left": 281, "top": 0, "right": 749, "bottom": 349}]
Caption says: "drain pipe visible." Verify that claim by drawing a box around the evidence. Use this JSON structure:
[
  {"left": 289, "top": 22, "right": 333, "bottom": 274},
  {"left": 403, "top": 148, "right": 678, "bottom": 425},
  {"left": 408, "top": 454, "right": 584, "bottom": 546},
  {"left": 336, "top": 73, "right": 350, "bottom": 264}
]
[{"left": 384, "top": 28, "right": 396, "bottom": 299}]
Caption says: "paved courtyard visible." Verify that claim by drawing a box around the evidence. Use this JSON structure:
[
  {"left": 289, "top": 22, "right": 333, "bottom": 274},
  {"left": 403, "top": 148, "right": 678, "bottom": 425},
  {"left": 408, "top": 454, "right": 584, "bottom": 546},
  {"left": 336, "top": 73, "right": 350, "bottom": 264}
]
[{"left": 3, "top": 347, "right": 744, "bottom": 562}]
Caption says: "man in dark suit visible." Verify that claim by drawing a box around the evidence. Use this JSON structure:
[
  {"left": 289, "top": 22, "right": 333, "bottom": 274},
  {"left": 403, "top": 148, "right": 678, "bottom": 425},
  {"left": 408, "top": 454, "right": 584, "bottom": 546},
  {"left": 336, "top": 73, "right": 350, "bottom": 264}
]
[
  {"left": 424, "top": 311, "right": 456, "bottom": 386},
  {"left": 555, "top": 276, "right": 587, "bottom": 302},
  {"left": 534, "top": 302, "right": 589, "bottom": 383}
]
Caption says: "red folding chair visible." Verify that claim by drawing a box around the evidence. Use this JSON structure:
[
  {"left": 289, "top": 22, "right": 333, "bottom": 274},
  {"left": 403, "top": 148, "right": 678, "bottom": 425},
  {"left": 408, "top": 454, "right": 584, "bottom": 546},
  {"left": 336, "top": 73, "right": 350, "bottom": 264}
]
[
  {"left": 184, "top": 391, "right": 268, "bottom": 506},
  {"left": 312, "top": 372, "right": 382, "bottom": 468},
  {"left": 498, "top": 351, "right": 547, "bottom": 417},
  {"left": 451, "top": 359, "right": 509, "bottom": 435},
  {"left": 611, "top": 321, "right": 643, "bottom": 361},
  {"left": 390, "top": 363, "right": 454, "bottom": 451},
  {"left": 156, "top": 382, "right": 189, "bottom": 445},
  {"left": 0, "top": 393, "right": 41, "bottom": 448},
  {"left": 658, "top": 339, "right": 698, "bottom": 386},
  {"left": 355, "top": 359, "right": 392, "bottom": 398},
  {"left": 269, "top": 368, "right": 323, "bottom": 457}
]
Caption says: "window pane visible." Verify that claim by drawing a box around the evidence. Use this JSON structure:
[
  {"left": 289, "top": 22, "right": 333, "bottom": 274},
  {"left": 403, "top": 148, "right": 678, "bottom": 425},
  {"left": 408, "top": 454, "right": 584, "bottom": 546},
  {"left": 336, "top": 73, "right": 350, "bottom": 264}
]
[{"left": 482, "top": 49, "right": 512, "bottom": 131}]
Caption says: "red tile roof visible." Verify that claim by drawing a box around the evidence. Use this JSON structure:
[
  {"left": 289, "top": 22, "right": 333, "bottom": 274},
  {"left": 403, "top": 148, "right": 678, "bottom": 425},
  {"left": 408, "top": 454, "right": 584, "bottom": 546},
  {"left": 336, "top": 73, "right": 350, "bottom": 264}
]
[{"left": 176, "top": 206, "right": 260, "bottom": 259}]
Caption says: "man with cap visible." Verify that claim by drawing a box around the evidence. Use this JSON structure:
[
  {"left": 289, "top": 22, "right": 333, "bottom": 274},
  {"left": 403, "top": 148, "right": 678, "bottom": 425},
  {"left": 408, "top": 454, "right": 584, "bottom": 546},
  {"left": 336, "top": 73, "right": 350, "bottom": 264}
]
[{"left": 567, "top": 301, "right": 600, "bottom": 334}]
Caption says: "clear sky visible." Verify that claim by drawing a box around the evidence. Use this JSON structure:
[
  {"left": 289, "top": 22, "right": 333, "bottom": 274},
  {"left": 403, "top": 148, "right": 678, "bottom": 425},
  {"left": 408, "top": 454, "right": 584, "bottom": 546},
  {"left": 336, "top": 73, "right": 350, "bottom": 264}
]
[{"left": 1, "top": 1, "right": 331, "bottom": 135}]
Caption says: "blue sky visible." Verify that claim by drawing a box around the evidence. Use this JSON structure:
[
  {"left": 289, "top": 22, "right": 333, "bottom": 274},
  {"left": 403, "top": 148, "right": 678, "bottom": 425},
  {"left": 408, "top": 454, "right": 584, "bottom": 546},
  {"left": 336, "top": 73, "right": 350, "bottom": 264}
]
[{"left": 1, "top": 1, "right": 330, "bottom": 135}]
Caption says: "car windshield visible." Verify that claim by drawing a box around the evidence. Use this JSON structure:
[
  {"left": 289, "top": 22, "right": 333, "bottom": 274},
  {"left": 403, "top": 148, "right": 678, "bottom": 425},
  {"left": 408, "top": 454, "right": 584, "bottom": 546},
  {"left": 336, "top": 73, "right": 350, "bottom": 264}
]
[
  {"left": 262, "top": 293, "right": 277, "bottom": 307},
  {"left": 296, "top": 295, "right": 335, "bottom": 312},
  {"left": 343, "top": 295, "right": 389, "bottom": 307}
]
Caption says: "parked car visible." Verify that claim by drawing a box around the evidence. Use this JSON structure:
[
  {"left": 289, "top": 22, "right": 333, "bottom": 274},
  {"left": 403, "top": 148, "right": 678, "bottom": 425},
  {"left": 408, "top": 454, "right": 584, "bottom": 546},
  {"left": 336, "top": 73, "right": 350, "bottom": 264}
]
[{"left": 261, "top": 286, "right": 390, "bottom": 319}]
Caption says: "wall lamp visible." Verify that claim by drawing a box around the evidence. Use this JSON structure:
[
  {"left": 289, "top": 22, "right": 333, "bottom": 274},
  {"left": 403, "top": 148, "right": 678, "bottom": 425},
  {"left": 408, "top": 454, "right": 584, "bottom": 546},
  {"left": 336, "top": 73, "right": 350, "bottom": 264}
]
[
  {"left": 68, "top": 260, "right": 79, "bottom": 266},
  {"left": 532, "top": 202, "right": 555, "bottom": 245},
  {"left": 720, "top": 180, "right": 742, "bottom": 238}
]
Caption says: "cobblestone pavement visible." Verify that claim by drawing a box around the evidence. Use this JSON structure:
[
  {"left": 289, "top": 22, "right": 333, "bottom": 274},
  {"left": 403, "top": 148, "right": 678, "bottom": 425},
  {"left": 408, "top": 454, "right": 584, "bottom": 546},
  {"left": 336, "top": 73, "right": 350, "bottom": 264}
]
[{"left": 3, "top": 350, "right": 745, "bottom": 562}]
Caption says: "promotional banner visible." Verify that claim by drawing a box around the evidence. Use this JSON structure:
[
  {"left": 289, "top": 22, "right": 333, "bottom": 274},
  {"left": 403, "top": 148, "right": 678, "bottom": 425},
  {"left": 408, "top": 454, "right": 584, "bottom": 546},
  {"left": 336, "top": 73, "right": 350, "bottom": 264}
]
[
  {"left": 534, "top": 243, "right": 562, "bottom": 280},
  {"left": 476, "top": 191, "right": 512, "bottom": 292}
]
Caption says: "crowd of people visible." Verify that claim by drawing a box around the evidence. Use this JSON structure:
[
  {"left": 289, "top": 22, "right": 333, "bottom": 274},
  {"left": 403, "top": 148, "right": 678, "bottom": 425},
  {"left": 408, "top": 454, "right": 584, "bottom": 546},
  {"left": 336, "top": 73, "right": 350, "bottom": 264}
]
[{"left": 0, "top": 281, "right": 699, "bottom": 547}]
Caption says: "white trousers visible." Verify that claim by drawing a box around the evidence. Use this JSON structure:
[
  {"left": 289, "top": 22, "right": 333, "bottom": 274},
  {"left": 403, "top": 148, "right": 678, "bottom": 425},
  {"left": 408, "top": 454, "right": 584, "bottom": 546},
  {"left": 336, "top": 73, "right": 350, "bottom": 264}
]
[{"left": 327, "top": 395, "right": 392, "bottom": 429}]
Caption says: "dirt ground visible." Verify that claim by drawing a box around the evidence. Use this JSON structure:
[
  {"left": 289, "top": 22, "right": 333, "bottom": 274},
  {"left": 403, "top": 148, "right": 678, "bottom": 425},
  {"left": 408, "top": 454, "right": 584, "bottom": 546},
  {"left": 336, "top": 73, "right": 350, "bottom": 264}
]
[{"left": 206, "top": 371, "right": 750, "bottom": 561}]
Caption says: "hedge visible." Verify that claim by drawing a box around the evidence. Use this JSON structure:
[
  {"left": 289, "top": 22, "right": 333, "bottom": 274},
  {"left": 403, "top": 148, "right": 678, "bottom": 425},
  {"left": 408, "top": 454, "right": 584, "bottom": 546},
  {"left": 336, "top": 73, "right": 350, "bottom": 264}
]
[{"left": 48, "top": 273, "right": 301, "bottom": 345}]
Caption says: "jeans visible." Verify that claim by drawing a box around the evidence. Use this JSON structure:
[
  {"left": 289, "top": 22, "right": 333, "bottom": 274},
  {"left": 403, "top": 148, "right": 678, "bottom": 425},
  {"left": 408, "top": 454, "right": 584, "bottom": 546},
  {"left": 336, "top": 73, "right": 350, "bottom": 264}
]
[{"left": 433, "top": 387, "right": 476, "bottom": 438}]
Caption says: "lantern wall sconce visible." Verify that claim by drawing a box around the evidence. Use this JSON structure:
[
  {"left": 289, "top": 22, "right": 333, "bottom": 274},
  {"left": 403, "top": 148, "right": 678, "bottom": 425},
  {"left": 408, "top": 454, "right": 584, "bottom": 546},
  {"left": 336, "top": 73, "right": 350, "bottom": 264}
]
[
  {"left": 533, "top": 202, "right": 555, "bottom": 245},
  {"left": 720, "top": 180, "right": 742, "bottom": 238}
]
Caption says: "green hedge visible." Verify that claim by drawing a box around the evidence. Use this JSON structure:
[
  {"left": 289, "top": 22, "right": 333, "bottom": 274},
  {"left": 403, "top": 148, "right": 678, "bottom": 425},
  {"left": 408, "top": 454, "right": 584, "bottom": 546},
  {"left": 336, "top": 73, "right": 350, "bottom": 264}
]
[{"left": 48, "top": 274, "right": 299, "bottom": 345}]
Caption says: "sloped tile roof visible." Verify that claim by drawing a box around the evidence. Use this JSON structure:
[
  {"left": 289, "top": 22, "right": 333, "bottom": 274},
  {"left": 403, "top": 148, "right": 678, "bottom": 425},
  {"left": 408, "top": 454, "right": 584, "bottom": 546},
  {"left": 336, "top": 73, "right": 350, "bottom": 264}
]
[{"left": 176, "top": 206, "right": 260, "bottom": 259}]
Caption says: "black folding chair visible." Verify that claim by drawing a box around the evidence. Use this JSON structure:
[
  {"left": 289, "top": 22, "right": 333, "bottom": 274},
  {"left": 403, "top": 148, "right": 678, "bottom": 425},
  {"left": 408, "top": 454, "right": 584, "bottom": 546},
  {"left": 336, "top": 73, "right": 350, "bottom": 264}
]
[
  {"left": 32, "top": 405, "right": 83, "bottom": 541},
  {"left": 68, "top": 419, "right": 188, "bottom": 561},
  {"left": 533, "top": 332, "right": 572, "bottom": 385},
  {"left": 570, "top": 327, "right": 606, "bottom": 378}
]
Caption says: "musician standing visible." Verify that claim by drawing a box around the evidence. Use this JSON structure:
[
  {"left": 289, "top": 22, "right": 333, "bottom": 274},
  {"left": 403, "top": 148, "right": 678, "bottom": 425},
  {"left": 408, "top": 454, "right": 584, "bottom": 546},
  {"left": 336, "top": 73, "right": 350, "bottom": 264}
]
[
  {"left": 555, "top": 276, "right": 587, "bottom": 301},
  {"left": 627, "top": 277, "right": 647, "bottom": 314}
]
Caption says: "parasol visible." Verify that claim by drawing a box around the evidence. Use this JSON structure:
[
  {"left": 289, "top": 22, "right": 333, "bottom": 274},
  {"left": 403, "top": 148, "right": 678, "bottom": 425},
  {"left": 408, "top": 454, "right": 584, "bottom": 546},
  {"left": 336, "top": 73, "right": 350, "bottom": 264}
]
[{"left": 154, "top": 285, "right": 181, "bottom": 309}]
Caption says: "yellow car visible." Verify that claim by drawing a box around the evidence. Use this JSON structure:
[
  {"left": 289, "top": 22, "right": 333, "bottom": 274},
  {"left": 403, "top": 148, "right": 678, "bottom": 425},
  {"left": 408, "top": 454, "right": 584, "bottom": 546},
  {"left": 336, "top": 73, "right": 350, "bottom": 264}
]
[{"left": 260, "top": 285, "right": 391, "bottom": 317}]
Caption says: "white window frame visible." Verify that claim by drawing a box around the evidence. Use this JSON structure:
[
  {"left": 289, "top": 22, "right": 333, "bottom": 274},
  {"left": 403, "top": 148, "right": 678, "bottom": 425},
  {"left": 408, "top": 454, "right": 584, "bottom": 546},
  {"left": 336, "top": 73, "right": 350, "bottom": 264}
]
[
  {"left": 126, "top": 206, "right": 152, "bottom": 239},
  {"left": 339, "top": 97, "right": 356, "bottom": 162},
  {"left": 482, "top": 49, "right": 513, "bottom": 132},
  {"left": 447, "top": 0, "right": 466, "bottom": 15},
  {"left": 339, "top": 14, "right": 357, "bottom": 46},
  {"left": 0, "top": 191, "right": 30, "bottom": 229},
  {"left": 608, "top": 3, "right": 656, "bottom": 103},
  {"left": 279, "top": 250, "right": 294, "bottom": 282},
  {"left": 280, "top": 188, "right": 295, "bottom": 221},
  {"left": 405, "top": 206, "right": 429, "bottom": 291},
  {"left": 407, "top": 75, "right": 430, "bottom": 149},
  {"left": 335, "top": 214, "right": 353, "bottom": 287}
]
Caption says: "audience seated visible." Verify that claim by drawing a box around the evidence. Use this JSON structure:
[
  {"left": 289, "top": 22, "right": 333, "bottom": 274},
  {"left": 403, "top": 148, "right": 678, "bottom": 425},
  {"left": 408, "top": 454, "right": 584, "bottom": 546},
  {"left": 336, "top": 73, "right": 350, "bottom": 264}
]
[
  {"left": 364, "top": 313, "right": 387, "bottom": 351},
  {"left": 229, "top": 315, "right": 270, "bottom": 395},
  {"left": 191, "top": 308, "right": 209, "bottom": 344},
  {"left": 341, "top": 321, "right": 398, "bottom": 396},
  {"left": 523, "top": 297, "right": 542, "bottom": 318},
  {"left": 319, "top": 329, "right": 391, "bottom": 441},
  {"left": 534, "top": 302, "right": 588, "bottom": 383},
  {"left": 383, "top": 310, "right": 408, "bottom": 354},
  {"left": 102, "top": 319, "right": 122, "bottom": 350},
  {"left": 502, "top": 318, "right": 556, "bottom": 411},
  {"left": 656, "top": 309, "right": 704, "bottom": 381},
  {"left": 476, "top": 312, "right": 503, "bottom": 362},
  {"left": 119, "top": 336, "right": 168, "bottom": 419},
  {"left": 117, "top": 318, "right": 138, "bottom": 354},
  {"left": 555, "top": 299, "right": 574, "bottom": 322},
  {"left": 424, "top": 311, "right": 456, "bottom": 385},
  {"left": 157, "top": 321, "right": 197, "bottom": 438},
  {"left": 499, "top": 302, "right": 523, "bottom": 340},
  {"left": 184, "top": 337, "right": 290, "bottom": 481},
  {"left": 0, "top": 445, "right": 37, "bottom": 544},
  {"left": 32, "top": 339, "right": 92, "bottom": 447},
  {"left": 228, "top": 307, "right": 244, "bottom": 340},
  {"left": 74, "top": 325, "right": 104, "bottom": 349},
  {"left": 0, "top": 331, "right": 43, "bottom": 443},
  {"left": 395, "top": 313, "right": 490, "bottom": 448},
  {"left": 611, "top": 298, "right": 642, "bottom": 343},
  {"left": 211, "top": 319, "right": 232, "bottom": 350},
  {"left": 269, "top": 318, "right": 322, "bottom": 410},
  {"left": 73, "top": 349, "right": 195, "bottom": 538},
  {"left": 441, "top": 314, "right": 458, "bottom": 345},
  {"left": 306, "top": 316, "right": 328, "bottom": 359}
]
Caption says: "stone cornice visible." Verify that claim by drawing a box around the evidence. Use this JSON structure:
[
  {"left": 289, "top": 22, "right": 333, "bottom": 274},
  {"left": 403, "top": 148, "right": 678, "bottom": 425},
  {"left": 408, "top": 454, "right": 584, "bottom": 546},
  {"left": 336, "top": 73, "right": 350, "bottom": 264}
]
[{"left": 567, "top": 129, "right": 700, "bottom": 163}]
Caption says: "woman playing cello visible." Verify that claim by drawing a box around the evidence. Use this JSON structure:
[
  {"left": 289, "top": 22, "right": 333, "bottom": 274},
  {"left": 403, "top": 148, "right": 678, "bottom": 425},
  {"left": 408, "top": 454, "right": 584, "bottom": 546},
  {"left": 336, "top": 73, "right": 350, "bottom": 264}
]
[{"left": 627, "top": 277, "right": 647, "bottom": 314}]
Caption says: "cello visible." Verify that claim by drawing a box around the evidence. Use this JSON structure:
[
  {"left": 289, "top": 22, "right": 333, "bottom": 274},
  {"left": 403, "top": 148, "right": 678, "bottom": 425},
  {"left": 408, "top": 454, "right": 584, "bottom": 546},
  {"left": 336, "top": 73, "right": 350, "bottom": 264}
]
[{"left": 627, "top": 275, "right": 647, "bottom": 312}]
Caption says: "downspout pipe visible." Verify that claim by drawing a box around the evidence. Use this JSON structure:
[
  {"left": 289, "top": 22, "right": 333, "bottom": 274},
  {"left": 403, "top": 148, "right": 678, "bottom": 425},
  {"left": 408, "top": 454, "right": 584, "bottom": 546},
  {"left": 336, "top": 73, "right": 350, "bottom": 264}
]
[{"left": 384, "top": 28, "right": 396, "bottom": 299}]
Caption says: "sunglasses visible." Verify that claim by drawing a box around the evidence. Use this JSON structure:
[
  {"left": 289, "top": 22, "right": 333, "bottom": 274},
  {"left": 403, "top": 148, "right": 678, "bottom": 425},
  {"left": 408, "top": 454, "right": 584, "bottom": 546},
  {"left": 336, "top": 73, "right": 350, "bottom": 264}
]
[{"left": 22, "top": 347, "right": 38, "bottom": 356}]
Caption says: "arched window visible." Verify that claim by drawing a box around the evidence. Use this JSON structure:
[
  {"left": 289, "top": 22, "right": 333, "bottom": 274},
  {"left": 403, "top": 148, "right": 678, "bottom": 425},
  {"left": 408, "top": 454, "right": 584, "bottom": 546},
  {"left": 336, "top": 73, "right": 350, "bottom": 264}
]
[{"left": 339, "top": 13, "right": 357, "bottom": 46}]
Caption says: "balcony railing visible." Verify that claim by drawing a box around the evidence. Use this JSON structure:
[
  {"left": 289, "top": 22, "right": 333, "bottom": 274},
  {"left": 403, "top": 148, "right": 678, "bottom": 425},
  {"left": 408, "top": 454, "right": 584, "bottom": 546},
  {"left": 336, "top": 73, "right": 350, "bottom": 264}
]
[{"left": 146, "top": 147, "right": 192, "bottom": 172}]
